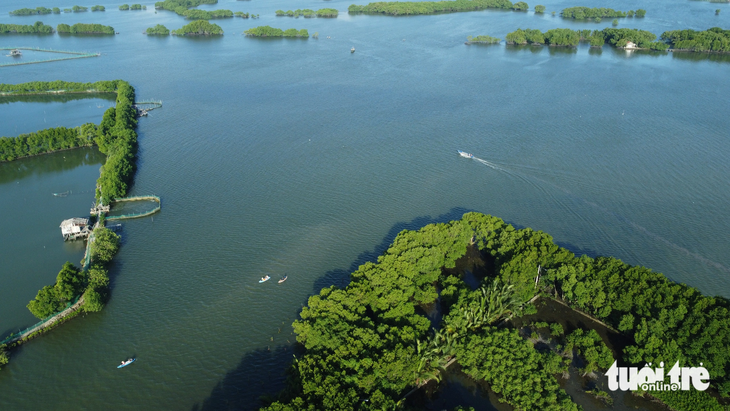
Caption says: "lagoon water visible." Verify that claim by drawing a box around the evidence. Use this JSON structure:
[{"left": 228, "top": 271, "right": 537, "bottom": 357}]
[{"left": 1, "top": 0, "right": 729, "bottom": 409}]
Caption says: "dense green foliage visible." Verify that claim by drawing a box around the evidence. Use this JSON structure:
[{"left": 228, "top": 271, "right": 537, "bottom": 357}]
[
  {"left": 512, "top": 1, "right": 528, "bottom": 11},
  {"left": 72, "top": 5, "right": 88, "bottom": 12},
  {"left": 457, "top": 328, "right": 579, "bottom": 410},
  {"left": 146, "top": 24, "right": 170, "bottom": 35},
  {"left": 120, "top": 4, "right": 130, "bottom": 10},
  {"left": 651, "top": 389, "right": 725, "bottom": 411},
  {"left": 534, "top": 4, "right": 545, "bottom": 13},
  {"left": 0, "top": 124, "right": 97, "bottom": 162},
  {"left": 262, "top": 214, "right": 584, "bottom": 410},
  {"left": 57, "top": 23, "right": 115, "bottom": 34},
  {"left": 234, "top": 11, "right": 257, "bottom": 18},
  {"left": 636, "top": 9, "right": 646, "bottom": 17},
  {"left": 130, "top": 4, "right": 143, "bottom": 10},
  {"left": 661, "top": 27, "right": 730, "bottom": 52},
  {"left": 261, "top": 211, "right": 730, "bottom": 410},
  {"left": 601, "top": 28, "right": 669, "bottom": 50},
  {"left": 27, "top": 262, "right": 85, "bottom": 319},
  {"left": 563, "top": 328, "right": 614, "bottom": 374},
  {"left": 0, "top": 80, "right": 122, "bottom": 94},
  {"left": 181, "top": 8, "right": 232, "bottom": 19},
  {"left": 316, "top": 8, "right": 339, "bottom": 17},
  {"left": 95, "top": 81, "right": 137, "bottom": 203},
  {"left": 504, "top": 27, "right": 672, "bottom": 50},
  {"left": 467, "top": 35, "right": 500, "bottom": 44},
  {"left": 9, "top": 7, "right": 53, "bottom": 15},
  {"left": 89, "top": 227, "right": 121, "bottom": 264},
  {"left": 276, "top": 9, "right": 315, "bottom": 17},
  {"left": 0, "top": 21, "right": 54, "bottom": 34},
  {"left": 561, "top": 7, "right": 626, "bottom": 19},
  {"left": 348, "top": 0, "right": 518, "bottom": 15},
  {"left": 545, "top": 256, "right": 730, "bottom": 399},
  {"left": 91, "top": 5, "right": 105, "bottom": 11},
  {"left": 172, "top": 20, "right": 223, "bottom": 35},
  {"left": 244, "top": 26, "right": 309, "bottom": 37},
  {"left": 154, "top": 0, "right": 228, "bottom": 19},
  {"left": 506, "top": 28, "right": 581, "bottom": 46}
]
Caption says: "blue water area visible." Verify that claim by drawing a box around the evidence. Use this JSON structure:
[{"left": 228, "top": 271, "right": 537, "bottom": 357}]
[{"left": 0, "top": 0, "right": 729, "bottom": 409}]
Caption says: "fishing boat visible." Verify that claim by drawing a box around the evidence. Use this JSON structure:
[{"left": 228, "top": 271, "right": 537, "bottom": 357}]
[
  {"left": 117, "top": 358, "right": 136, "bottom": 368},
  {"left": 259, "top": 275, "right": 270, "bottom": 283},
  {"left": 351, "top": 47, "right": 355, "bottom": 53},
  {"left": 278, "top": 276, "right": 288, "bottom": 284},
  {"left": 458, "top": 150, "right": 474, "bottom": 159}
]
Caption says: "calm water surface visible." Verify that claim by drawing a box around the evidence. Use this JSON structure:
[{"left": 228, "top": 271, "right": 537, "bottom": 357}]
[{"left": 1, "top": 0, "right": 729, "bottom": 409}]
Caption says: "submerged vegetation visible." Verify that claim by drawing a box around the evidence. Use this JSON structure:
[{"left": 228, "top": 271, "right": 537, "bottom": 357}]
[
  {"left": 258, "top": 212, "right": 730, "bottom": 410},
  {"left": 172, "top": 20, "right": 223, "bottom": 35},
  {"left": 57, "top": 23, "right": 115, "bottom": 35},
  {"left": 348, "top": 0, "right": 522, "bottom": 15},
  {"left": 0, "top": 21, "right": 55, "bottom": 34},
  {"left": 244, "top": 26, "right": 309, "bottom": 38}
]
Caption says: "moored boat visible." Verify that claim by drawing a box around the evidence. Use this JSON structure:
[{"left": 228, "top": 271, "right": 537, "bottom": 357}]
[{"left": 458, "top": 150, "right": 474, "bottom": 159}]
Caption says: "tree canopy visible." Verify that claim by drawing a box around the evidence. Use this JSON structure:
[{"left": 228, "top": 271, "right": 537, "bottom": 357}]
[{"left": 172, "top": 20, "right": 223, "bottom": 35}]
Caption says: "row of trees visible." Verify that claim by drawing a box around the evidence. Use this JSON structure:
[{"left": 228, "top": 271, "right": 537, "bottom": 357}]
[
  {"left": 91, "top": 5, "right": 105, "bottom": 11},
  {"left": 244, "top": 26, "right": 309, "bottom": 38},
  {"left": 661, "top": 27, "right": 730, "bottom": 52},
  {"left": 0, "top": 123, "right": 97, "bottom": 162},
  {"left": 348, "top": 0, "right": 520, "bottom": 15},
  {"left": 120, "top": 4, "right": 146, "bottom": 10},
  {"left": 275, "top": 9, "right": 339, "bottom": 18},
  {"left": 171, "top": 20, "right": 224, "bottom": 35},
  {"left": 0, "top": 80, "right": 123, "bottom": 94},
  {"left": 503, "top": 27, "right": 670, "bottom": 50},
  {"left": 57, "top": 23, "right": 115, "bottom": 34},
  {"left": 10, "top": 7, "right": 56, "bottom": 15},
  {"left": 0, "top": 21, "right": 54, "bottom": 34},
  {"left": 560, "top": 7, "right": 645, "bottom": 19},
  {"left": 95, "top": 81, "right": 137, "bottom": 203},
  {"left": 234, "top": 12, "right": 258, "bottom": 18},
  {"left": 506, "top": 28, "right": 581, "bottom": 46}
]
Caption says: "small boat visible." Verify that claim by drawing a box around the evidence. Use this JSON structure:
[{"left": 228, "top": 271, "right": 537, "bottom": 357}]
[
  {"left": 458, "top": 150, "right": 474, "bottom": 159},
  {"left": 117, "top": 358, "right": 136, "bottom": 368},
  {"left": 278, "top": 276, "right": 288, "bottom": 284},
  {"left": 351, "top": 47, "right": 355, "bottom": 53},
  {"left": 259, "top": 275, "right": 270, "bottom": 283}
]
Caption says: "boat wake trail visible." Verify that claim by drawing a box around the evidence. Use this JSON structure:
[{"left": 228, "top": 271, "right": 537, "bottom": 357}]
[{"left": 466, "top": 154, "right": 730, "bottom": 275}]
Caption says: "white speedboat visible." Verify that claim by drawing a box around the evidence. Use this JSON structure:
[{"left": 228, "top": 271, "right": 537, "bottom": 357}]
[{"left": 458, "top": 150, "right": 474, "bottom": 159}]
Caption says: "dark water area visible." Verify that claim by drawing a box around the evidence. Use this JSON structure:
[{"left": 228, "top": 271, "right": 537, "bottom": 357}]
[
  {"left": 1, "top": 0, "right": 730, "bottom": 409},
  {"left": 0, "top": 94, "right": 115, "bottom": 137}
]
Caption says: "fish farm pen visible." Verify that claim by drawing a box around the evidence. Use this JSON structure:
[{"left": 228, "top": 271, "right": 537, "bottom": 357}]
[{"left": 1, "top": 47, "right": 100, "bottom": 67}]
